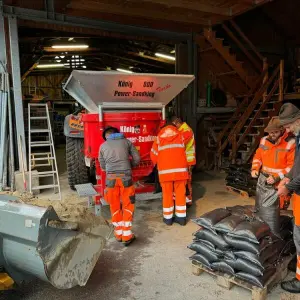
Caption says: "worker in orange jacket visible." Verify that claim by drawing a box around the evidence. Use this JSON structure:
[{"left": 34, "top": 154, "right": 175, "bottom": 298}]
[
  {"left": 251, "top": 117, "right": 295, "bottom": 209},
  {"left": 150, "top": 124, "right": 189, "bottom": 226},
  {"left": 171, "top": 116, "right": 196, "bottom": 207}
]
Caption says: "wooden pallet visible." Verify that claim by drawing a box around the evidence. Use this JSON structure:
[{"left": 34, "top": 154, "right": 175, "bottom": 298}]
[
  {"left": 192, "top": 255, "right": 294, "bottom": 300},
  {"left": 226, "top": 185, "right": 250, "bottom": 198}
]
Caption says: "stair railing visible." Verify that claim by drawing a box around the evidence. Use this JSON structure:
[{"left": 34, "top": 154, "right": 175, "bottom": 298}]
[{"left": 229, "top": 60, "right": 284, "bottom": 161}]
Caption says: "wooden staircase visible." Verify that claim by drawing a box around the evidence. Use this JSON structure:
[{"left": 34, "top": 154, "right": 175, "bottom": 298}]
[
  {"left": 216, "top": 60, "right": 284, "bottom": 167},
  {"left": 196, "top": 20, "right": 285, "bottom": 168}
]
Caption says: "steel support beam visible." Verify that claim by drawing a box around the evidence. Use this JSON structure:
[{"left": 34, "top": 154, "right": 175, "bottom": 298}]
[
  {"left": 2, "top": 5, "right": 191, "bottom": 42},
  {"left": 0, "top": 13, "right": 6, "bottom": 71},
  {"left": 8, "top": 16, "right": 27, "bottom": 171}
]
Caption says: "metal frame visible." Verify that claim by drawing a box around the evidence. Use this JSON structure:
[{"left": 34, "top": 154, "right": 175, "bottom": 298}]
[
  {"left": 2, "top": 3, "right": 191, "bottom": 42},
  {"left": 0, "top": 13, "right": 6, "bottom": 71},
  {"left": 8, "top": 16, "right": 27, "bottom": 171}
]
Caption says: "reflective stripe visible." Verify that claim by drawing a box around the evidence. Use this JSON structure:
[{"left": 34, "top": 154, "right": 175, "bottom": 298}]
[
  {"left": 124, "top": 221, "right": 132, "bottom": 227},
  {"left": 125, "top": 209, "right": 133, "bottom": 215},
  {"left": 158, "top": 144, "right": 184, "bottom": 151},
  {"left": 186, "top": 150, "right": 195, "bottom": 154},
  {"left": 159, "top": 168, "right": 188, "bottom": 175},
  {"left": 123, "top": 230, "right": 132, "bottom": 237},
  {"left": 187, "top": 157, "right": 195, "bottom": 162},
  {"left": 163, "top": 206, "right": 174, "bottom": 213},
  {"left": 259, "top": 145, "right": 269, "bottom": 150},
  {"left": 112, "top": 221, "right": 124, "bottom": 227},
  {"left": 253, "top": 159, "right": 262, "bottom": 165},
  {"left": 175, "top": 212, "right": 186, "bottom": 218},
  {"left": 115, "top": 229, "right": 123, "bottom": 235},
  {"left": 112, "top": 210, "right": 120, "bottom": 217},
  {"left": 151, "top": 148, "right": 158, "bottom": 156},
  {"left": 163, "top": 214, "right": 173, "bottom": 219},
  {"left": 279, "top": 172, "right": 284, "bottom": 179},
  {"left": 175, "top": 205, "right": 186, "bottom": 210},
  {"left": 262, "top": 166, "right": 284, "bottom": 173}
]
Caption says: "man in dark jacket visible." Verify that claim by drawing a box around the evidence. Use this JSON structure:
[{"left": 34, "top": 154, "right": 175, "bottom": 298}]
[
  {"left": 99, "top": 127, "right": 140, "bottom": 246},
  {"left": 278, "top": 103, "right": 300, "bottom": 293}
]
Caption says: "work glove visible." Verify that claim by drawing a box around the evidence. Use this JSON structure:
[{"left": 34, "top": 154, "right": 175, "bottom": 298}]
[
  {"left": 266, "top": 175, "right": 276, "bottom": 185},
  {"left": 251, "top": 170, "right": 259, "bottom": 178}
]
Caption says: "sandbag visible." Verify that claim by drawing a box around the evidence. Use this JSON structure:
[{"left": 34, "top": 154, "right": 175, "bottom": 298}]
[
  {"left": 211, "top": 261, "right": 235, "bottom": 276},
  {"left": 234, "top": 245, "right": 279, "bottom": 269},
  {"left": 225, "top": 258, "right": 264, "bottom": 277},
  {"left": 193, "top": 229, "right": 230, "bottom": 250},
  {"left": 193, "top": 208, "right": 231, "bottom": 231},
  {"left": 213, "top": 215, "right": 245, "bottom": 233},
  {"left": 223, "top": 234, "right": 275, "bottom": 255},
  {"left": 195, "top": 238, "right": 216, "bottom": 251},
  {"left": 228, "top": 219, "right": 270, "bottom": 244},
  {"left": 256, "top": 174, "right": 280, "bottom": 236},
  {"left": 187, "top": 242, "right": 220, "bottom": 262},
  {"left": 223, "top": 250, "right": 236, "bottom": 260},
  {"left": 189, "top": 253, "right": 213, "bottom": 270},
  {"left": 235, "top": 268, "right": 276, "bottom": 288}
]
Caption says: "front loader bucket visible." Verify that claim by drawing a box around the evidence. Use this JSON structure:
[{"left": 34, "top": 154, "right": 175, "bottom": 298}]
[{"left": 0, "top": 196, "right": 111, "bottom": 289}]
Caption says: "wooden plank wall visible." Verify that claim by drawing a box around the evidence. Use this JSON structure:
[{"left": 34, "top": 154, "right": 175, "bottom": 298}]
[{"left": 22, "top": 72, "right": 70, "bottom": 100}]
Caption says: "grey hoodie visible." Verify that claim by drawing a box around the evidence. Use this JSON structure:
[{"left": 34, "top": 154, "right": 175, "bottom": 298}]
[{"left": 99, "top": 134, "right": 140, "bottom": 174}]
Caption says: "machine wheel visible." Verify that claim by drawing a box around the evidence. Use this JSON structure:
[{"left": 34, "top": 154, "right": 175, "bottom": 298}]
[{"left": 66, "top": 137, "right": 89, "bottom": 190}]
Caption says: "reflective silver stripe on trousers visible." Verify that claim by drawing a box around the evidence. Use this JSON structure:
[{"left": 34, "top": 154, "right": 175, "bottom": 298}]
[
  {"left": 158, "top": 144, "right": 184, "bottom": 151},
  {"left": 159, "top": 168, "right": 188, "bottom": 175}
]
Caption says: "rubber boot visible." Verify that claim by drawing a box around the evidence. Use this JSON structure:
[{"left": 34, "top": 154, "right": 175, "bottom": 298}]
[
  {"left": 174, "top": 216, "right": 186, "bottom": 226},
  {"left": 281, "top": 278, "right": 300, "bottom": 293}
]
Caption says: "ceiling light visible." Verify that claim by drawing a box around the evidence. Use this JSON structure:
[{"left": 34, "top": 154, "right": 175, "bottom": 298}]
[
  {"left": 64, "top": 63, "right": 70, "bottom": 65},
  {"left": 80, "top": 59, "right": 85, "bottom": 62},
  {"left": 51, "top": 45, "right": 89, "bottom": 49},
  {"left": 170, "top": 49, "right": 175, "bottom": 54},
  {"left": 155, "top": 53, "right": 175, "bottom": 61},
  {"left": 82, "top": 66, "right": 87, "bottom": 69},
  {"left": 129, "top": 66, "right": 134, "bottom": 69},
  {"left": 60, "top": 56, "right": 65, "bottom": 58},
  {"left": 75, "top": 55, "right": 79, "bottom": 58},
  {"left": 36, "top": 64, "right": 65, "bottom": 69},
  {"left": 55, "top": 56, "right": 59, "bottom": 59},
  {"left": 56, "top": 59, "right": 61, "bottom": 62},
  {"left": 116, "top": 68, "right": 133, "bottom": 74},
  {"left": 68, "top": 38, "right": 74, "bottom": 41}
]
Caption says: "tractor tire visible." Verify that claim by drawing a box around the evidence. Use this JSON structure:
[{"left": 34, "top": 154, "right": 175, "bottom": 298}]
[{"left": 66, "top": 137, "right": 89, "bottom": 190}]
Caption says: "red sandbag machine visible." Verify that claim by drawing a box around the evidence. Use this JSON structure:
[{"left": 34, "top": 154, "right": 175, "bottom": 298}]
[{"left": 63, "top": 71, "right": 194, "bottom": 211}]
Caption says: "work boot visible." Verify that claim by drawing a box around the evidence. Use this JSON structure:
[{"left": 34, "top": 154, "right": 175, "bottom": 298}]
[
  {"left": 123, "top": 235, "right": 136, "bottom": 246},
  {"left": 174, "top": 217, "right": 186, "bottom": 226},
  {"left": 281, "top": 278, "right": 300, "bottom": 293},
  {"left": 163, "top": 218, "right": 173, "bottom": 226}
]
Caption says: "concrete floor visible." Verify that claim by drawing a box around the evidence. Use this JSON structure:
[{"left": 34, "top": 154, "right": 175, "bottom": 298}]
[{"left": 1, "top": 146, "right": 296, "bottom": 300}]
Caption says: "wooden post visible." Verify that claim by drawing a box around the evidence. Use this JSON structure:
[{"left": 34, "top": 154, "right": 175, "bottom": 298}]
[
  {"left": 263, "top": 58, "right": 268, "bottom": 102},
  {"left": 231, "top": 133, "right": 237, "bottom": 163},
  {"left": 279, "top": 59, "right": 284, "bottom": 102}
]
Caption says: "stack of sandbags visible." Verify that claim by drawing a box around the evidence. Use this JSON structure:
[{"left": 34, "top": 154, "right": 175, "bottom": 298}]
[
  {"left": 225, "top": 164, "right": 257, "bottom": 196},
  {"left": 188, "top": 206, "right": 295, "bottom": 288}
]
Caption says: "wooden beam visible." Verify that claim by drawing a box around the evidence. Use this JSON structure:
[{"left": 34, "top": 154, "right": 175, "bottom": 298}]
[
  {"left": 137, "top": 0, "right": 231, "bottom": 16},
  {"left": 68, "top": 1, "right": 211, "bottom": 25},
  {"left": 21, "top": 62, "right": 39, "bottom": 82},
  {"left": 128, "top": 51, "right": 175, "bottom": 65}
]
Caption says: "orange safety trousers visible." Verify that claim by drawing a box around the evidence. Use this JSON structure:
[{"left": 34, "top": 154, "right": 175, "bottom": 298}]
[
  {"left": 104, "top": 177, "right": 135, "bottom": 242},
  {"left": 161, "top": 180, "right": 187, "bottom": 224}
]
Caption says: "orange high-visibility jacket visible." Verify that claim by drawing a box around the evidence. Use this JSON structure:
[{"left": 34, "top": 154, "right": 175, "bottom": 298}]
[
  {"left": 150, "top": 125, "right": 189, "bottom": 182},
  {"left": 252, "top": 132, "right": 296, "bottom": 179},
  {"left": 178, "top": 122, "right": 196, "bottom": 166}
]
